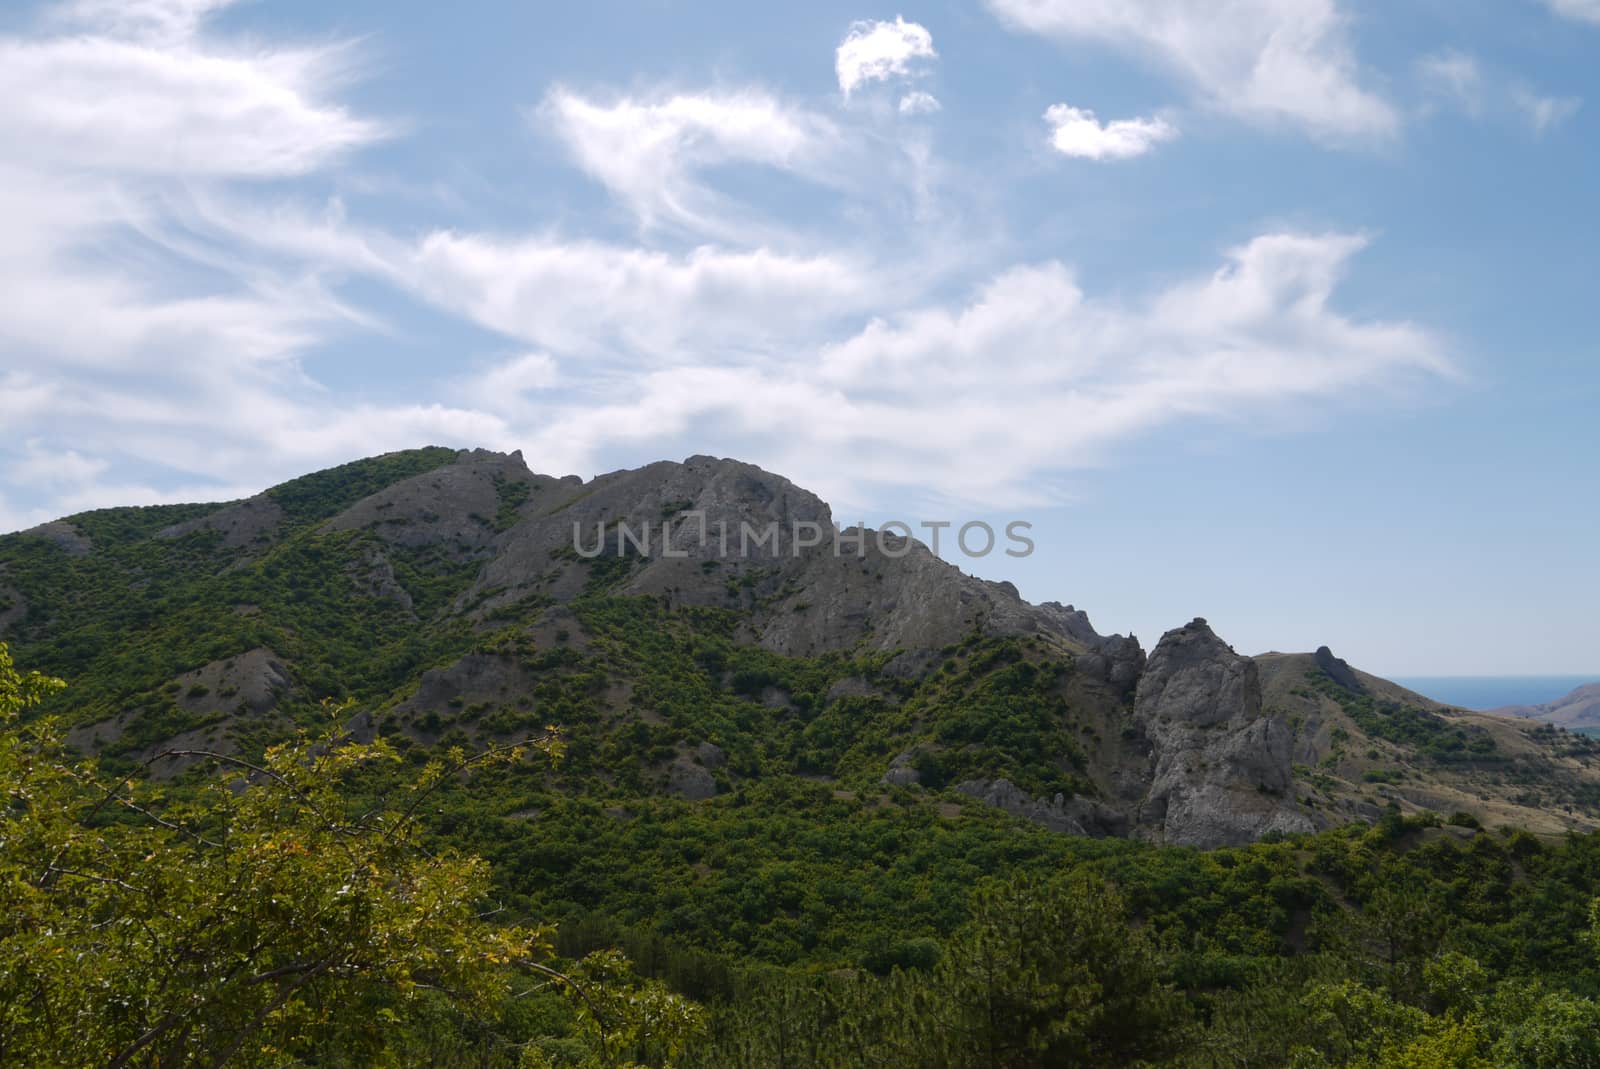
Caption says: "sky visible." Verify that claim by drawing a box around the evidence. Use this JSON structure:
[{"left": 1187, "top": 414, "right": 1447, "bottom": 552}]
[{"left": 0, "top": 0, "right": 1596, "bottom": 675}]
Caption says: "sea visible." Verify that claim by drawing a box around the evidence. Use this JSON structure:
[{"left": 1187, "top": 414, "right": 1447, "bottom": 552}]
[{"left": 1390, "top": 675, "right": 1598, "bottom": 712}]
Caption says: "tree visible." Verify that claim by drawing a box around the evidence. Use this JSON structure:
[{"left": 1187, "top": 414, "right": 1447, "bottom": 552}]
[
  {"left": 0, "top": 642, "right": 696, "bottom": 1067},
  {"left": 928, "top": 872, "right": 1189, "bottom": 1068}
]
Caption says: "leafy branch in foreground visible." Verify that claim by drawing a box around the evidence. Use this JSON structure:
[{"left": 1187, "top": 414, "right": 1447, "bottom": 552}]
[{"left": 0, "top": 642, "right": 697, "bottom": 1068}]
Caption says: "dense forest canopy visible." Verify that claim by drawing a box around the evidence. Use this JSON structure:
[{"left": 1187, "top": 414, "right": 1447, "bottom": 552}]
[{"left": 5, "top": 641, "right": 1600, "bottom": 1067}]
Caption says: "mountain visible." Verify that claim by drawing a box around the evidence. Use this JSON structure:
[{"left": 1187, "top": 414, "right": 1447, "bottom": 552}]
[
  {"left": 4, "top": 446, "right": 1600, "bottom": 850},
  {"left": 1493, "top": 682, "right": 1600, "bottom": 730}
]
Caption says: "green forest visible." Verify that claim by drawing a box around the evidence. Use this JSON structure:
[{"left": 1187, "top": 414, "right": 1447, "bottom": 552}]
[{"left": 6, "top": 641, "right": 1600, "bottom": 1067}]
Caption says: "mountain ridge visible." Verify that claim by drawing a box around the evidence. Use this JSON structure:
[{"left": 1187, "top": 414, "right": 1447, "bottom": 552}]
[
  {"left": 4, "top": 446, "right": 1598, "bottom": 846},
  {"left": 1494, "top": 682, "right": 1600, "bottom": 730}
]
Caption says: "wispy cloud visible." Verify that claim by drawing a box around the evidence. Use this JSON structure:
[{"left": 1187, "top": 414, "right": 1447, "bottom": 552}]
[
  {"left": 0, "top": 0, "right": 1460, "bottom": 531},
  {"left": 1418, "top": 50, "right": 1581, "bottom": 134},
  {"left": 1513, "top": 89, "right": 1581, "bottom": 133},
  {"left": 1544, "top": 0, "right": 1600, "bottom": 26},
  {"left": 503, "top": 233, "right": 1449, "bottom": 507},
  {"left": 0, "top": 0, "right": 427, "bottom": 521},
  {"left": 987, "top": 0, "right": 1397, "bottom": 141},
  {"left": 2, "top": 2, "right": 386, "bottom": 177},
  {"left": 538, "top": 88, "right": 847, "bottom": 238}
]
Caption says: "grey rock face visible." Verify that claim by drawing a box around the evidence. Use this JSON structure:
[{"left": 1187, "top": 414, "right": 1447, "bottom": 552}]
[
  {"left": 394, "top": 653, "right": 535, "bottom": 723},
  {"left": 881, "top": 749, "right": 922, "bottom": 787},
  {"left": 21, "top": 521, "right": 91, "bottom": 556},
  {"left": 171, "top": 648, "right": 290, "bottom": 717},
  {"left": 327, "top": 448, "right": 554, "bottom": 556},
  {"left": 1038, "top": 602, "right": 1145, "bottom": 694},
  {"left": 1133, "top": 619, "right": 1319, "bottom": 847},
  {"left": 158, "top": 496, "right": 285, "bottom": 552},
  {"left": 955, "top": 778, "right": 1130, "bottom": 838},
  {"left": 694, "top": 741, "right": 727, "bottom": 769},
  {"left": 352, "top": 546, "right": 415, "bottom": 613},
  {"left": 64, "top": 649, "right": 291, "bottom": 778},
  {"left": 436, "top": 452, "right": 1145, "bottom": 666},
  {"left": 1314, "top": 646, "right": 1365, "bottom": 694},
  {"left": 668, "top": 756, "right": 718, "bottom": 800},
  {"left": 0, "top": 584, "right": 24, "bottom": 637},
  {"left": 956, "top": 778, "right": 1087, "bottom": 834}
]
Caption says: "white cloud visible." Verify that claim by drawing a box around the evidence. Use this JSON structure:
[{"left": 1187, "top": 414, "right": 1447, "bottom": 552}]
[
  {"left": 11, "top": 442, "right": 111, "bottom": 488},
  {"left": 392, "top": 233, "right": 886, "bottom": 365},
  {"left": 0, "top": 0, "right": 1457, "bottom": 531},
  {"left": 1044, "top": 104, "right": 1176, "bottom": 159},
  {"left": 539, "top": 88, "right": 852, "bottom": 238},
  {"left": 0, "top": 0, "right": 436, "bottom": 527},
  {"left": 1418, "top": 51, "right": 1484, "bottom": 115},
  {"left": 52, "top": 0, "right": 238, "bottom": 42},
  {"left": 1513, "top": 90, "right": 1581, "bottom": 133},
  {"left": 469, "top": 352, "right": 561, "bottom": 410},
  {"left": 987, "top": 0, "right": 1397, "bottom": 140},
  {"left": 899, "top": 91, "right": 941, "bottom": 116},
  {"left": 1418, "top": 51, "right": 1580, "bottom": 134},
  {"left": 836, "top": 16, "right": 937, "bottom": 96},
  {"left": 510, "top": 233, "right": 1449, "bottom": 506},
  {"left": 0, "top": 6, "right": 385, "bottom": 177},
  {"left": 1545, "top": 0, "right": 1600, "bottom": 25}
]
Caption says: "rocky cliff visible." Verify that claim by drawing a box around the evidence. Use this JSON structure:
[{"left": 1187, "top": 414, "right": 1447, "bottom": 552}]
[{"left": 1131, "top": 620, "right": 1318, "bottom": 846}]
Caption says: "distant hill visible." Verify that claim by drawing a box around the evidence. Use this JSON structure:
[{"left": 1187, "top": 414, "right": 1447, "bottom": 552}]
[
  {"left": 1494, "top": 682, "right": 1600, "bottom": 730},
  {"left": 4, "top": 445, "right": 1600, "bottom": 850}
]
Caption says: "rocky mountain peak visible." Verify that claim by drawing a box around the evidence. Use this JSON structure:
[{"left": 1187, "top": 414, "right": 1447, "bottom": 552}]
[{"left": 1132, "top": 617, "right": 1318, "bottom": 847}]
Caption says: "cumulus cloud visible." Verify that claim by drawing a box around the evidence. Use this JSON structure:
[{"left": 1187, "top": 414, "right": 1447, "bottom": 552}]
[
  {"left": 1044, "top": 104, "right": 1176, "bottom": 159},
  {"left": 836, "top": 16, "right": 936, "bottom": 96},
  {"left": 987, "top": 0, "right": 1396, "bottom": 140},
  {"left": 898, "top": 91, "right": 941, "bottom": 116}
]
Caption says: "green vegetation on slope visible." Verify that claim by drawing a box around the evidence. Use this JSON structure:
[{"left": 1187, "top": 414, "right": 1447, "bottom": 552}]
[
  {"left": 6, "top": 451, "right": 1600, "bottom": 1066},
  {"left": 0, "top": 644, "right": 700, "bottom": 1069},
  {"left": 0, "top": 449, "right": 480, "bottom": 742}
]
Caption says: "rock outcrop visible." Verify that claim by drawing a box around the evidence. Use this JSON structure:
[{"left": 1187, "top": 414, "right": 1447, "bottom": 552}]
[
  {"left": 0, "top": 583, "right": 24, "bottom": 637},
  {"left": 668, "top": 756, "right": 718, "bottom": 800},
  {"left": 157, "top": 496, "right": 285, "bottom": 552},
  {"left": 1133, "top": 619, "right": 1319, "bottom": 847},
  {"left": 21, "top": 521, "right": 91, "bottom": 556},
  {"left": 1038, "top": 602, "right": 1145, "bottom": 695},
  {"left": 954, "top": 778, "right": 1130, "bottom": 838},
  {"left": 1314, "top": 645, "right": 1365, "bottom": 694}
]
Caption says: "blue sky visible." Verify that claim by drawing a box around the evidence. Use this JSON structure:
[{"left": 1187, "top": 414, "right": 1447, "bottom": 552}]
[{"left": 1, "top": 0, "right": 1596, "bottom": 675}]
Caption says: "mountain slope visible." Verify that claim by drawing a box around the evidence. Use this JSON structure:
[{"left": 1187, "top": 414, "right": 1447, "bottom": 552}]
[
  {"left": 1492, "top": 682, "right": 1600, "bottom": 731},
  {"left": 3, "top": 446, "right": 1598, "bottom": 848}
]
